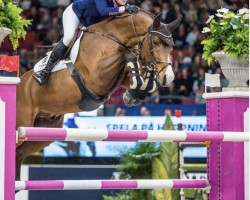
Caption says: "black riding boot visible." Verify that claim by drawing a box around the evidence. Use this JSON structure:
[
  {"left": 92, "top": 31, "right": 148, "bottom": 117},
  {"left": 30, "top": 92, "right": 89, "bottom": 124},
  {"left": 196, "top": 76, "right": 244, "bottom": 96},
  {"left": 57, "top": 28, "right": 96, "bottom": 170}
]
[{"left": 33, "top": 40, "right": 68, "bottom": 85}]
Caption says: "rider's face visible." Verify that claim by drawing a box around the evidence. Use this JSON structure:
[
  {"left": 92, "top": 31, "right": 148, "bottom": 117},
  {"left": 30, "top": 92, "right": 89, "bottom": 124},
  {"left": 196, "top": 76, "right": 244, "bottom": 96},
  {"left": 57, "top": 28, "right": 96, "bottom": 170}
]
[{"left": 115, "top": 0, "right": 127, "bottom": 6}]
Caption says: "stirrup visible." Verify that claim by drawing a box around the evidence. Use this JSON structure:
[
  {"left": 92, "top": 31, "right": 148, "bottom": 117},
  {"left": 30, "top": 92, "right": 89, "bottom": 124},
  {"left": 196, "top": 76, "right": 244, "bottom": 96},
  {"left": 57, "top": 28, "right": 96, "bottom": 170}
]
[
  {"left": 32, "top": 73, "right": 43, "bottom": 85},
  {"left": 32, "top": 71, "right": 49, "bottom": 85}
]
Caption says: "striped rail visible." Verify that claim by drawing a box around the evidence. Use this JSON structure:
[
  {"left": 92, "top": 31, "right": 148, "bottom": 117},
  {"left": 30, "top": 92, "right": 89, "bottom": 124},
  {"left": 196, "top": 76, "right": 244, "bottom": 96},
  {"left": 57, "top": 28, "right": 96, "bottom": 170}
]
[
  {"left": 18, "top": 127, "right": 250, "bottom": 142},
  {"left": 15, "top": 179, "right": 209, "bottom": 191}
]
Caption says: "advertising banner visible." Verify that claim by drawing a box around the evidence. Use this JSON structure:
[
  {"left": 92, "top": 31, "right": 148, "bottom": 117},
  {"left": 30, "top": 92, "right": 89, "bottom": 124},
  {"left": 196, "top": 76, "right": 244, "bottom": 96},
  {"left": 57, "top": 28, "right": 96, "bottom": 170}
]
[{"left": 44, "top": 116, "right": 206, "bottom": 157}]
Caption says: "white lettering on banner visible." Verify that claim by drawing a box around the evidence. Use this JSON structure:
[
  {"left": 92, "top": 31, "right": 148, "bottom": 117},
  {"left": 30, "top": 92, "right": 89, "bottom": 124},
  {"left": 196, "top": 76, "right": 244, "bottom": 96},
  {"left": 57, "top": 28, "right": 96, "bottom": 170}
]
[
  {"left": 106, "top": 123, "right": 206, "bottom": 131},
  {"left": 69, "top": 116, "right": 206, "bottom": 131}
]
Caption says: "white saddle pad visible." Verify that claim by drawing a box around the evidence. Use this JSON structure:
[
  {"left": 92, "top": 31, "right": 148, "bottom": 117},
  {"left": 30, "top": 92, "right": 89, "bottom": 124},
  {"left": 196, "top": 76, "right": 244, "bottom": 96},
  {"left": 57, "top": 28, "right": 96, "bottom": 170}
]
[{"left": 34, "top": 31, "right": 84, "bottom": 73}]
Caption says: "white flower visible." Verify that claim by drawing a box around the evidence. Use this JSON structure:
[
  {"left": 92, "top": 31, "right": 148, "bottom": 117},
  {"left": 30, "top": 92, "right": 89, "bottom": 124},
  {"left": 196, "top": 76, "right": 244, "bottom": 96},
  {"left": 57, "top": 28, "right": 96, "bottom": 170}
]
[
  {"left": 238, "top": 8, "right": 249, "bottom": 15},
  {"left": 216, "top": 13, "right": 224, "bottom": 18},
  {"left": 244, "top": 14, "right": 249, "bottom": 19},
  {"left": 217, "top": 8, "right": 229, "bottom": 14},
  {"left": 201, "top": 27, "right": 211, "bottom": 33},
  {"left": 238, "top": 8, "right": 249, "bottom": 19},
  {"left": 206, "top": 15, "right": 214, "bottom": 24}
]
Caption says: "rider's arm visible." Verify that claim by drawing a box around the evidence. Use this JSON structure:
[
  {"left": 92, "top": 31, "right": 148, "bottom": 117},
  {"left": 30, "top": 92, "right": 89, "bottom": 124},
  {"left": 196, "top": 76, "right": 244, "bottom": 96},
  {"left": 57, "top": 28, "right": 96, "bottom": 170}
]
[
  {"left": 95, "top": 0, "right": 124, "bottom": 16},
  {"left": 72, "top": 1, "right": 85, "bottom": 17}
]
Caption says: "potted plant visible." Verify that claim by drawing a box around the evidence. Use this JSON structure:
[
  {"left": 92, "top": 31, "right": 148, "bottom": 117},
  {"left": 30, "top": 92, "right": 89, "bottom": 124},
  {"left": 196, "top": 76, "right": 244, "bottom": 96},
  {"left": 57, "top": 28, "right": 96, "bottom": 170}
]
[
  {"left": 0, "top": 0, "right": 31, "bottom": 50},
  {"left": 201, "top": 8, "right": 249, "bottom": 91}
]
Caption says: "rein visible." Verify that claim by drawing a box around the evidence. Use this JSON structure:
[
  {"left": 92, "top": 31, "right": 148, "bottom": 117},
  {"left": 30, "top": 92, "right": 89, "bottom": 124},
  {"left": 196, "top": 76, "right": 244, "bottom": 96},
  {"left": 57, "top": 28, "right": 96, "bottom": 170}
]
[{"left": 82, "top": 27, "right": 128, "bottom": 49}]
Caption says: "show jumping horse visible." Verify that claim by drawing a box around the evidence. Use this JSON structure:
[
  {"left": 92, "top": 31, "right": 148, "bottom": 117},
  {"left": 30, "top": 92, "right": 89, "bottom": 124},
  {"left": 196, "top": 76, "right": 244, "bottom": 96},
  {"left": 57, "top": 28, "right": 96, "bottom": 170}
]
[{"left": 16, "top": 10, "right": 182, "bottom": 181}]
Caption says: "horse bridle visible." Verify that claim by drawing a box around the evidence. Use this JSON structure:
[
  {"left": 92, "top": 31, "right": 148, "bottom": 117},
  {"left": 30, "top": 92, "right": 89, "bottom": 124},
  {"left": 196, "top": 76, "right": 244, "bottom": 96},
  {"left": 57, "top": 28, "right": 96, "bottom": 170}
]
[{"left": 129, "top": 12, "right": 173, "bottom": 79}]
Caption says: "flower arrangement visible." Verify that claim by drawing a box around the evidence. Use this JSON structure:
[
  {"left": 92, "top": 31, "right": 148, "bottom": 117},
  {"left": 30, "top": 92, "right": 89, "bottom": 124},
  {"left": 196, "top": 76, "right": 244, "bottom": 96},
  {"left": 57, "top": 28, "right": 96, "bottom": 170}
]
[
  {"left": 201, "top": 8, "right": 249, "bottom": 65},
  {"left": 0, "top": 0, "right": 31, "bottom": 50}
]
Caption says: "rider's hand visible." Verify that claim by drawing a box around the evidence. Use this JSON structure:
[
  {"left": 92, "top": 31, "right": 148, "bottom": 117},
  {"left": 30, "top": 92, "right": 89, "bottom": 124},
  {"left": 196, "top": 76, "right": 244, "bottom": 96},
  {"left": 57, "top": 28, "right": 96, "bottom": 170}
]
[
  {"left": 119, "top": 6, "right": 125, "bottom": 13},
  {"left": 125, "top": 4, "right": 140, "bottom": 14}
]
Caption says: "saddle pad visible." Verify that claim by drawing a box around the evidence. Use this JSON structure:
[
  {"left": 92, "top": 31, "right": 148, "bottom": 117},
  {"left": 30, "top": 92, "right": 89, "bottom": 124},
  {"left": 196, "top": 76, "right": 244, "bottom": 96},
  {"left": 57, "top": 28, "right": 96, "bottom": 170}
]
[
  {"left": 34, "top": 31, "right": 84, "bottom": 73},
  {"left": 70, "top": 31, "right": 84, "bottom": 64},
  {"left": 33, "top": 52, "right": 71, "bottom": 73}
]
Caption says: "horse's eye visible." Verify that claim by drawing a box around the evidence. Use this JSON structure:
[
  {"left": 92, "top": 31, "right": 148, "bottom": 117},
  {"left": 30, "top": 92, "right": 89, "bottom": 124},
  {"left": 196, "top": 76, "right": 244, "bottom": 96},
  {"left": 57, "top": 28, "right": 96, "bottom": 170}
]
[{"left": 153, "top": 40, "right": 160, "bottom": 46}]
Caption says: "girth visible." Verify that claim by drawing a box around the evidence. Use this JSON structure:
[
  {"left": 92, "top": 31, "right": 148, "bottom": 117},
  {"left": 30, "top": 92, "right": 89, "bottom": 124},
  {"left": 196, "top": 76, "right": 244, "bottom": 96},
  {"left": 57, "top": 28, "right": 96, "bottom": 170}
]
[{"left": 67, "top": 63, "right": 125, "bottom": 111}]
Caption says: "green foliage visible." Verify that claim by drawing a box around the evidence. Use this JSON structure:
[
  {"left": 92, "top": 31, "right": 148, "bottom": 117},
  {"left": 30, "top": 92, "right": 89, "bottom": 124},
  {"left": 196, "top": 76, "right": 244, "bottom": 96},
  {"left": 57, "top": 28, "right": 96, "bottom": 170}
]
[
  {"left": 103, "top": 191, "right": 131, "bottom": 200},
  {"left": 117, "top": 143, "right": 160, "bottom": 179},
  {"left": 116, "top": 143, "right": 160, "bottom": 200},
  {"left": 102, "top": 143, "right": 160, "bottom": 200},
  {"left": 201, "top": 8, "right": 249, "bottom": 65},
  {"left": 163, "top": 113, "right": 174, "bottom": 130},
  {"left": 0, "top": 0, "right": 31, "bottom": 49},
  {"left": 103, "top": 114, "right": 180, "bottom": 200},
  {"left": 161, "top": 114, "right": 179, "bottom": 200},
  {"left": 152, "top": 157, "right": 172, "bottom": 200}
]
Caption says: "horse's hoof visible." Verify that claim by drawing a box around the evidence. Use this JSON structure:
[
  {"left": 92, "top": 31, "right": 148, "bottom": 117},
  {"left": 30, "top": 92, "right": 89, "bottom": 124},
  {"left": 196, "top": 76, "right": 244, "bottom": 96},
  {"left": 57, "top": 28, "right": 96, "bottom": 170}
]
[
  {"left": 133, "top": 99, "right": 142, "bottom": 106},
  {"left": 123, "top": 92, "right": 136, "bottom": 107}
]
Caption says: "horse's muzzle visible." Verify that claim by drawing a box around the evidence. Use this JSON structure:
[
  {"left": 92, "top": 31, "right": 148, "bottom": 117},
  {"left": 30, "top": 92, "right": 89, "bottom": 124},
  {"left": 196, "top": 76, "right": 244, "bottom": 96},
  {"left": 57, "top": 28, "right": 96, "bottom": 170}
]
[{"left": 159, "top": 64, "right": 175, "bottom": 87}]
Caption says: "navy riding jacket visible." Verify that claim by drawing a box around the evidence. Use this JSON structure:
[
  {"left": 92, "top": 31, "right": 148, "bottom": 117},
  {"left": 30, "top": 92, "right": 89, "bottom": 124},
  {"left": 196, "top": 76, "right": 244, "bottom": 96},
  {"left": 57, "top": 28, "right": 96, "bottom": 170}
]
[{"left": 72, "top": 0, "right": 120, "bottom": 27}]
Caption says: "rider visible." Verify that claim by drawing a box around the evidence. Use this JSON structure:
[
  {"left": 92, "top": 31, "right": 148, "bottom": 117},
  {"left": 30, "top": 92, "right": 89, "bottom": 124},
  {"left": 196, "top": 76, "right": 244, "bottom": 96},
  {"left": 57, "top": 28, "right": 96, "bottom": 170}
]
[{"left": 33, "top": 0, "right": 140, "bottom": 85}]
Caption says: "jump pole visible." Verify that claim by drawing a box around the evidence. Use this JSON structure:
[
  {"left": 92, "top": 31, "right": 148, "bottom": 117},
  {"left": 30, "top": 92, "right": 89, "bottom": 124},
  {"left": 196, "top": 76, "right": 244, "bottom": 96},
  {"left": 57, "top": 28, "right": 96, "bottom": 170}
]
[
  {"left": 0, "top": 77, "right": 20, "bottom": 200},
  {"left": 15, "top": 179, "right": 209, "bottom": 190},
  {"left": 17, "top": 128, "right": 250, "bottom": 142}
]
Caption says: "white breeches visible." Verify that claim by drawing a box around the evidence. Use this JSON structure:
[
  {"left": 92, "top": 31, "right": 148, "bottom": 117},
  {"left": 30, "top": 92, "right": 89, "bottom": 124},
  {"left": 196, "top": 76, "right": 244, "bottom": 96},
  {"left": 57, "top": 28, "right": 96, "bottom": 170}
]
[{"left": 62, "top": 3, "right": 81, "bottom": 46}]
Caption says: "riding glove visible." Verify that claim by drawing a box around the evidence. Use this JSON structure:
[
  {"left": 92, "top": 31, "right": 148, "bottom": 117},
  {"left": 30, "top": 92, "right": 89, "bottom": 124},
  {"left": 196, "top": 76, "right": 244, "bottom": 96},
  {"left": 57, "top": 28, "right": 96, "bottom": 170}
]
[{"left": 125, "top": 4, "right": 140, "bottom": 14}]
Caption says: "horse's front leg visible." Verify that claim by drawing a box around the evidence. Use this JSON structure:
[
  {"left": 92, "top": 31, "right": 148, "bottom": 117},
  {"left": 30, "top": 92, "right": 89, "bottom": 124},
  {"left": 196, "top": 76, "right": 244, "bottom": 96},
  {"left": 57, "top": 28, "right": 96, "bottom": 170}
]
[
  {"left": 123, "top": 51, "right": 144, "bottom": 106},
  {"left": 123, "top": 52, "right": 157, "bottom": 106}
]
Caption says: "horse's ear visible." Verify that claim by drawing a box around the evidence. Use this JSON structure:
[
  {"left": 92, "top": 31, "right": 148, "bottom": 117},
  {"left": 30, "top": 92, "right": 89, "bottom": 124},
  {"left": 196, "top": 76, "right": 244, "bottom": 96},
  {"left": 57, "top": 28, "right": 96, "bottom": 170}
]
[
  {"left": 167, "top": 15, "right": 183, "bottom": 33},
  {"left": 153, "top": 13, "right": 162, "bottom": 28}
]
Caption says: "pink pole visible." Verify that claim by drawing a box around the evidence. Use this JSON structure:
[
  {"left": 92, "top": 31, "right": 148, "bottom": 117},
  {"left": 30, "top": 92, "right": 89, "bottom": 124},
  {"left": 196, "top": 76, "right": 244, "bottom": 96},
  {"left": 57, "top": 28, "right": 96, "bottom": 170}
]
[
  {"left": 0, "top": 77, "right": 20, "bottom": 200},
  {"left": 15, "top": 179, "right": 209, "bottom": 190},
  {"left": 17, "top": 128, "right": 249, "bottom": 142}
]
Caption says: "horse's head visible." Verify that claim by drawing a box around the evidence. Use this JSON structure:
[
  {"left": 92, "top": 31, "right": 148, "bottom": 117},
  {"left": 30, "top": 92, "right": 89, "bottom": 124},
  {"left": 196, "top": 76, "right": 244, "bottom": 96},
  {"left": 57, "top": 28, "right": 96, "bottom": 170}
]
[{"left": 141, "top": 13, "right": 182, "bottom": 87}]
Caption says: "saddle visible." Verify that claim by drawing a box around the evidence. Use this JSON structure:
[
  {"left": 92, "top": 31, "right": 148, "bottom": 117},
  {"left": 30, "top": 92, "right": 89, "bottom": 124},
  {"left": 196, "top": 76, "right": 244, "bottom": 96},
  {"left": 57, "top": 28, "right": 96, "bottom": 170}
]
[{"left": 34, "top": 28, "right": 83, "bottom": 73}]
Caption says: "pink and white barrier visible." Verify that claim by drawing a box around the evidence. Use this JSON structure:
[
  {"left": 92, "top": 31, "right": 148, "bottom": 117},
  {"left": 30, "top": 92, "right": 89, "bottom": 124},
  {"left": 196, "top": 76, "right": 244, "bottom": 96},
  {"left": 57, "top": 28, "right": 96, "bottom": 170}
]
[
  {"left": 18, "top": 127, "right": 250, "bottom": 142},
  {"left": 0, "top": 77, "right": 20, "bottom": 200},
  {"left": 15, "top": 179, "right": 209, "bottom": 190}
]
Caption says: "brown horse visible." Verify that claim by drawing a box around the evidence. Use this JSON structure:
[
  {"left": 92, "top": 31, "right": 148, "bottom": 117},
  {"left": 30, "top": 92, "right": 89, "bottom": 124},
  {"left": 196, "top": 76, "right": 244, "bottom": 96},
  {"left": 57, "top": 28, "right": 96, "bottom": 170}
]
[{"left": 16, "top": 11, "right": 181, "bottom": 180}]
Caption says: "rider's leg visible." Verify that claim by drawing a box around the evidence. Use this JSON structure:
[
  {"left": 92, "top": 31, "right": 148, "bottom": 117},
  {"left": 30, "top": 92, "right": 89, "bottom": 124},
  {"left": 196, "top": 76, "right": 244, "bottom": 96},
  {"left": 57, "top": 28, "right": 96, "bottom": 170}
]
[
  {"left": 32, "top": 39, "right": 69, "bottom": 84},
  {"left": 33, "top": 3, "right": 81, "bottom": 85},
  {"left": 123, "top": 62, "right": 143, "bottom": 107}
]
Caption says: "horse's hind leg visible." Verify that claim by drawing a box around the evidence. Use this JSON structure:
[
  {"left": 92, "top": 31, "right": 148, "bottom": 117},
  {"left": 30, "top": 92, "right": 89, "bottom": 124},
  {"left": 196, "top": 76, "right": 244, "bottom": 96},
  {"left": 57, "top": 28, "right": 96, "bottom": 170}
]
[
  {"left": 16, "top": 107, "right": 36, "bottom": 180},
  {"left": 16, "top": 115, "right": 64, "bottom": 181},
  {"left": 16, "top": 141, "right": 52, "bottom": 180}
]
